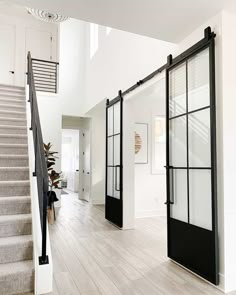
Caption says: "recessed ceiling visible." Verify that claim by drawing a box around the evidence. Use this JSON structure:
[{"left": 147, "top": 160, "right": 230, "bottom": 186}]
[{"left": 7, "top": 0, "right": 236, "bottom": 42}]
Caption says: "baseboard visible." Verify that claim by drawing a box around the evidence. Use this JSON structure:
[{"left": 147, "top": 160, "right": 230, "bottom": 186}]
[
  {"left": 135, "top": 209, "right": 166, "bottom": 218},
  {"left": 91, "top": 199, "right": 105, "bottom": 205}
]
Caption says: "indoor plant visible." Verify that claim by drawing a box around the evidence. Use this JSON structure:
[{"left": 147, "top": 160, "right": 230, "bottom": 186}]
[{"left": 44, "top": 142, "right": 63, "bottom": 223}]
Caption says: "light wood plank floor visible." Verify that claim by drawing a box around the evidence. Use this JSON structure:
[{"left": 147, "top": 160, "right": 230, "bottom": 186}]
[{"left": 46, "top": 192, "right": 228, "bottom": 295}]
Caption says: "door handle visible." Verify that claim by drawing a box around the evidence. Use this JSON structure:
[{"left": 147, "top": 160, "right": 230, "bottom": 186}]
[
  {"left": 115, "top": 165, "right": 120, "bottom": 191},
  {"left": 164, "top": 165, "right": 174, "bottom": 205},
  {"left": 9, "top": 71, "right": 15, "bottom": 74}
]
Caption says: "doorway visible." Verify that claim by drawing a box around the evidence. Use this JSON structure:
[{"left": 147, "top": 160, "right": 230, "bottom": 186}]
[{"left": 61, "top": 129, "right": 80, "bottom": 193}]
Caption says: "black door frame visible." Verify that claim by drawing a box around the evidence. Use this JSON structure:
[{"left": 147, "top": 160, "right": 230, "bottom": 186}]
[
  {"left": 165, "top": 28, "right": 218, "bottom": 284},
  {"left": 105, "top": 90, "right": 123, "bottom": 228}
]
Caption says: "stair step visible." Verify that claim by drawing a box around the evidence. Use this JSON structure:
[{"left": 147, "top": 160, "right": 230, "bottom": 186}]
[
  {"left": 0, "top": 134, "right": 27, "bottom": 144},
  {"left": 0, "top": 196, "right": 31, "bottom": 215},
  {"left": 0, "top": 117, "right": 27, "bottom": 127},
  {"left": 0, "top": 97, "right": 26, "bottom": 106},
  {"left": 0, "top": 155, "right": 28, "bottom": 167},
  {"left": 0, "top": 214, "right": 31, "bottom": 237},
  {"left": 0, "top": 84, "right": 25, "bottom": 92},
  {"left": 0, "top": 235, "right": 32, "bottom": 264},
  {"left": 0, "top": 260, "right": 34, "bottom": 295},
  {"left": 0, "top": 144, "right": 28, "bottom": 155},
  {"left": 0, "top": 93, "right": 25, "bottom": 100},
  {"left": 0, "top": 167, "right": 29, "bottom": 181},
  {"left": 0, "top": 180, "right": 30, "bottom": 196},
  {"left": 0, "top": 110, "right": 26, "bottom": 119},
  {"left": 0, "top": 103, "right": 26, "bottom": 113},
  {"left": 0, "top": 125, "right": 27, "bottom": 135}
]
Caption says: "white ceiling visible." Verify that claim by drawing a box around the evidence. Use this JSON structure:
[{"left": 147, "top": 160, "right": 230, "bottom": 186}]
[{"left": 5, "top": 0, "right": 235, "bottom": 42}]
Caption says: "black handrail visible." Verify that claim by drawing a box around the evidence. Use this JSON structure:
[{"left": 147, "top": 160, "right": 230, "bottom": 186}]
[
  {"left": 27, "top": 52, "right": 49, "bottom": 265},
  {"left": 31, "top": 58, "right": 59, "bottom": 93}
]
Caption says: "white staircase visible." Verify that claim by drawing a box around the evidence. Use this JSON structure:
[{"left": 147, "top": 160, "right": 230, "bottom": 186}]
[{"left": 0, "top": 84, "right": 34, "bottom": 295}]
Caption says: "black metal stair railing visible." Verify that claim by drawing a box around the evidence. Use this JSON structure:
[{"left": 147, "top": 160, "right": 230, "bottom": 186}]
[
  {"left": 31, "top": 58, "right": 59, "bottom": 93},
  {"left": 27, "top": 51, "right": 49, "bottom": 265}
]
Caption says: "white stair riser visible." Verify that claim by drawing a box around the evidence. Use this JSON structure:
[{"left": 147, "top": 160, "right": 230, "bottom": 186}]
[
  {"left": 0, "top": 136, "right": 27, "bottom": 144},
  {"left": 0, "top": 184, "right": 30, "bottom": 196},
  {"left": 0, "top": 158, "right": 28, "bottom": 167},
  {"left": 0, "top": 241, "right": 33, "bottom": 264},
  {"left": 0, "top": 146, "right": 28, "bottom": 155},
  {"left": 0, "top": 127, "right": 27, "bottom": 135},
  {"left": 0, "top": 105, "right": 26, "bottom": 113},
  {"left": 0, "top": 111, "right": 26, "bottom": 119},
  {"left": 0, "top": 201, "right": 31, "bottom": 215},
  {"left": 0, "top": 274, "right": 33, "bottom": 295},
  {"left": 0, "top": 118, "right": 27, "bottom": 127},
  {"left": 0, "top": 169, "right": 29, "bottom": 181}
]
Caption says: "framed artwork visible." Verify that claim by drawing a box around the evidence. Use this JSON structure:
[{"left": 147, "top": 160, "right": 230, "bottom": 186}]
[
  {"left": 151, "top": 115, "right": 166, "bottom": 174},
  {"left": 135, "top": 123, "right": 148, "bottom": 164}
]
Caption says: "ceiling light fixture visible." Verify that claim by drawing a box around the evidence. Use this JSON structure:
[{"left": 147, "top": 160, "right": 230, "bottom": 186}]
[{"left": 26, "top": 7, "right": 68, "bottom": 23}]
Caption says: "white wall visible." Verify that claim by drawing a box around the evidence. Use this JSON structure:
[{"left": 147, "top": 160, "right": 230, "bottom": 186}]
[
  {"left": 221, "top": 8, "right": 236, "bottom": 293},
  {"left": 58, "top": 18, "right": 87, "bottom": 116},
  {"left": 129, "top": 77, "right": 166, "bottom": 218},
  {"left": 0, "top": 4, "right": 58, "bottom": 86},
  {"left": 83, "top": 25, "right": 177, "bottom": 113},
  {"left": 86, "top": 101, "right": 106, "bottom": 205},
  {"left": 37, "top": 94, "right": 62, "bottom": 206}
]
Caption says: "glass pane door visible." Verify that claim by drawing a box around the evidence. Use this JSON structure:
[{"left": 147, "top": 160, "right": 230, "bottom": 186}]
[
  {"left": 105, "top": 96, "right": 123, "bottom": 228},
  {"left": 166, "top": 39, "right": 218, "bottom": 285}
]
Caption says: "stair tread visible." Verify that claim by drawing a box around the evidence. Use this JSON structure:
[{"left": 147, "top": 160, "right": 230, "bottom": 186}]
[
  {"left": 0, "top": 235, "right": 32, "bottom": 246},
  {"left": 0, "top": 167, "right": 29, "bottom": 170},
  {"left": 0, "top": 134, "right": 27, "bottom": 138},
  {"left": 0, "top": 84, "right": 24, "bottom": 90},
  {"left": 0, "top": 196, "right": 31, "bottom": 202},
  {"left": 0, "top": 110, "right": 26, "bottom": 115},
  {"left": 0, "top": 155, "right": 28, "bottom": 158},
  {"left": 0, "top": 117, "right": 26, "bottom": 121},
  {"left": 0, "top": 260, "right": 33, "bottom": 277},
  {"left": 0, "top": 103, "right": 25, "bottom": 107},
  {"left": 0, "top": 144, "right": 27, "bottom": 147},
  {"left": 0, "top": 180, "right": 29, "bottom": 185},
  {"left": 0, "top": 125, "right": 27, "bottom": 129},
  {"left": 0, "top": 214, "right": 32, "bottom": 223}
]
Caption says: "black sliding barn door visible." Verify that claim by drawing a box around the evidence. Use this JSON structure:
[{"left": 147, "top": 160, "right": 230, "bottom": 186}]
[
  {"left": 165, "top": 28, "right": 219, "bottom": 284},
  {"left": 105, "top": 92, "right": 123, "bottom": 228}
]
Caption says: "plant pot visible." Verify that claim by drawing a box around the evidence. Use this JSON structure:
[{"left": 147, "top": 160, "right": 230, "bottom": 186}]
[{"left": 47, "top": 190, "right": 59, "bottom": 208}]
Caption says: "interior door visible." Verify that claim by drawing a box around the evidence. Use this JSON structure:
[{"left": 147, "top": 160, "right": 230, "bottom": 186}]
[
  {"left": 26, "top": 28, "right": 53, "bottom": 61},
  {"left": 105, "top": 94, "right": 123, "bottom": 228},
  {"left": 0, "top": 24, "right": 15, "bottom": 85},
  {"left": 166, "top": 34, "right": 218, "bottom": 284},
  {"left": 81, "top": 129, "right": 90, "bottom": 202}
]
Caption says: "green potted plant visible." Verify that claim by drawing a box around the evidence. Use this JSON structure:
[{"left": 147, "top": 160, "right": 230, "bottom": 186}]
[{"left": 44, "top": 142, "right": 63, "bottom": 223}]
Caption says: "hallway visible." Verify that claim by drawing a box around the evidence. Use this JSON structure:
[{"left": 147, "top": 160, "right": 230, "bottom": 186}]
[{"left": 48, "top": 193, "right": 224, "bottom": 295}]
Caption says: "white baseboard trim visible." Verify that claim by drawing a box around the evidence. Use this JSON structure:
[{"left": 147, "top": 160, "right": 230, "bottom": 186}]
[
  {"left": 135, "top": 209, "right": 166, "bottom": 218},
  {"left": 91, "top": 199, "right": 105, "bottom": 205}
]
